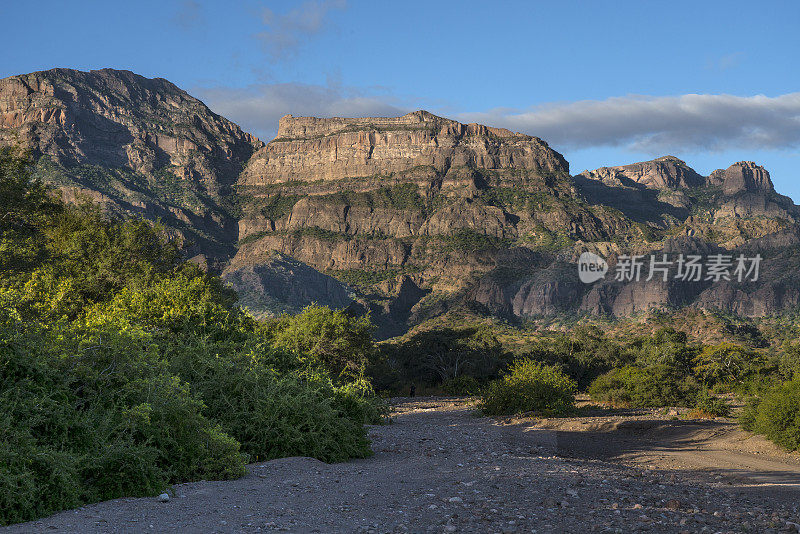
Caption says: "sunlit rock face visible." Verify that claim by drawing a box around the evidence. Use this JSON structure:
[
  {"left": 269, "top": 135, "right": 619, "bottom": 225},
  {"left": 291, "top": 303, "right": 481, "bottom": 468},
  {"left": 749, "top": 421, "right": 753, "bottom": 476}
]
[
  {"left": 0, "top": 68, "right": 263, "bottom": 264},
  {"left": 4, "top": 67, "right": 800, "bottom": 332}
]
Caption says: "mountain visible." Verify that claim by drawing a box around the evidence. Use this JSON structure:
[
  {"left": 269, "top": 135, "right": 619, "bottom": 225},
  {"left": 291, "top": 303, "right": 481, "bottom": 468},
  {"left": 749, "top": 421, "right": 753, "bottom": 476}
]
[
  {"left": 577, "top": 155, "right": 706, "bottom": 189},
  {"left": 2, "top": 68, "right": 799, "bottom": 336},
  {"left": 0, "top": 68, "right": 262, "bottom": 266},
  {"left": 228, "top": 110, "right": 647, "bottom": 335}
]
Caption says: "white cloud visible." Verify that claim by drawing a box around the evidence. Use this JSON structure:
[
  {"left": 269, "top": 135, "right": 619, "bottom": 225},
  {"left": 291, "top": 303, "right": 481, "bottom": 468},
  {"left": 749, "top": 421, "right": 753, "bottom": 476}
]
[
  {"left": 256, "top": 0, "right": 347, "bottom": 60},
  {"left": 196, "top": 82, "right": 406, "bottom": 140},
  {"left": 457, "top": 93, "right": 800, "bottom": 153},
  {"left": 197, "top": 82, "right": 800, "bottom": 155}
]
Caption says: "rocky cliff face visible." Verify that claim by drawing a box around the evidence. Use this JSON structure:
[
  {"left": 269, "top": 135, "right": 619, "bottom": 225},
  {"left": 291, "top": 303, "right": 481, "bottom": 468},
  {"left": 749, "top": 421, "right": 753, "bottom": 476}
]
[
  {"left": 0, "top": 68, "right": 263, "bottom": 263},
  {"left": 230, "top": 113, "right": 800, "bottom": 330},
  {"left": 241, "top": 111, "right": 569, "bottom": 186},
  {"left": 709, "top": 161, "right": 774, "bottom": 195},
  {"left": 577, "top": 156, "right": 705, "bottom": 189},
  {"left": 3, "top": 68, "right": 799, "bottom": 333},
  {"left": 230, "top": 111, "right": 649, "bottom": 330}
]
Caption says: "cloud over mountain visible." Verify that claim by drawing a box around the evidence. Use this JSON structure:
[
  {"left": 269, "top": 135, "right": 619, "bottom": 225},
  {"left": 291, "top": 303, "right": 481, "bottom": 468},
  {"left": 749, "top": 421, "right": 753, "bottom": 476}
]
[
  {"left": 200, "top": 83, "right": 800, "bottom": 154},
  {"left": 458, "top": 93, "right": 800, "bottom": 153},
  {"left": 197, "top": 82, "right": 405, "bottom": 140}
]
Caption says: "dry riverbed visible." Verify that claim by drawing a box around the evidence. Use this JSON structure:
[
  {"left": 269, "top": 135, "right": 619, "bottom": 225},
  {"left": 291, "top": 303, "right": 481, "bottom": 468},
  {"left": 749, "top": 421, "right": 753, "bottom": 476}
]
[{"left": 5, "top": 397, "right": 800, "bottom": 533}]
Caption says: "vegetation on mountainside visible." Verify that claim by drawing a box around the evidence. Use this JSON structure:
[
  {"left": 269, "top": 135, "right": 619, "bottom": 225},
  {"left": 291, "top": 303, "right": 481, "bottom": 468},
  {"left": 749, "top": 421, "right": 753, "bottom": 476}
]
[
  {"left": 32, "top": 156, "right": 232, "bottom": 222},
  {"left": 0, "top": 148, "right": 385, "bottom": 526},
  {"left": 436, "top": 229, "right": 513, "bottom": 252},
  {"left": 259, "top": 193, "right": 301, "bottom": 220}
]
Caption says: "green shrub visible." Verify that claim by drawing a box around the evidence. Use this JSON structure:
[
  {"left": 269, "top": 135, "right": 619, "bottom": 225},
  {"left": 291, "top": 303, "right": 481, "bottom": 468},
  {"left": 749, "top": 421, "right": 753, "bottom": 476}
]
[
  {"left": 588, "top": 365, "right": 700, "bottom": 408},
  {"left": 328, "top": 377, "right": 389, "bottom": 426},
  {"left": 693, "top": 343, "right": 761, "bottom": 387},
  {"left": 166, "top": 342, "right": 375, "bottom": 463},
  {"left": 529, "top": 326, "right": 633, "bottom": 390},
  {"left": 378, "top": 326, "right": 510, "bottom": 388},
  {"left": 269, "top": 305, "right": 375, "bottom": 382},
  {"left": 0, "top": 324, "right": 246, "bottom": 526},
  {"left": 740, "top": 378, "right": 800, "bottom": 451},
  {"left": 480, "top": 359, "right": 576, "bottom": 416}
]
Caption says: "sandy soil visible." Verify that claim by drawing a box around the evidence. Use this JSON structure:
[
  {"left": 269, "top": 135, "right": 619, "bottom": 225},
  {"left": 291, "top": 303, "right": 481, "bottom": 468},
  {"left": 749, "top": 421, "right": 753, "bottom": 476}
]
[{"left": 4, "top": 397, "right": 800, "bottom": 533}]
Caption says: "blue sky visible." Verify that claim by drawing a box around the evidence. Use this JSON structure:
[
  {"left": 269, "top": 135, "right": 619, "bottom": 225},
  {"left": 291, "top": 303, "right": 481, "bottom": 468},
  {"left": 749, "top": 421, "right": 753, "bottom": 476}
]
[{"left": 3, "top": 0, "right": 799, "bottom": 197}]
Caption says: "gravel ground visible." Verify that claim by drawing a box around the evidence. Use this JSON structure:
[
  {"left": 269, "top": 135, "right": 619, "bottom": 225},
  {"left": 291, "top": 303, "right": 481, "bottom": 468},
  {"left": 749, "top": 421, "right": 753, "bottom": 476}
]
[{"left": 4, "top": 397, "right": 800, "bottom": 533}]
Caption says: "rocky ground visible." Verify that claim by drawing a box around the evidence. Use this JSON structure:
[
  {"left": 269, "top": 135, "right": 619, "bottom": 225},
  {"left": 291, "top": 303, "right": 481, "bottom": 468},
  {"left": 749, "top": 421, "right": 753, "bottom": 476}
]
[{"left": 5, "top": 398, "right": 800, "bottom": 533}]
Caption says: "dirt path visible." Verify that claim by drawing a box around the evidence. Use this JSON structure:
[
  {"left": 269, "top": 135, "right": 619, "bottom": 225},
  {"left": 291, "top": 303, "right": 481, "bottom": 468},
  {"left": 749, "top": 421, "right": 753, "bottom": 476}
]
[
  {"left": 508, "top": 410, "right": 800, "bottom": 488},
  {"left": 5, "top": 398, "right": 800, "bottom": 533}
]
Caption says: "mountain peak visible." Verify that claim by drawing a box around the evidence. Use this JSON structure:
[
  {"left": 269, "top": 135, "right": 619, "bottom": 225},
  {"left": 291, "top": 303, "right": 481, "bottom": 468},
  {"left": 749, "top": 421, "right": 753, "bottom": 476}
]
[
  {"left": 578, "top": 155, "right": 704, "bottom": 189},
  {"left": 252, "top": 111, "right": 569, "bottom": 185},
  {"left": 709, "top": 161, "right": 774, "bottom": 195},
  {"left": 0, "top": 67, "right": 264, "bottom": 263}
]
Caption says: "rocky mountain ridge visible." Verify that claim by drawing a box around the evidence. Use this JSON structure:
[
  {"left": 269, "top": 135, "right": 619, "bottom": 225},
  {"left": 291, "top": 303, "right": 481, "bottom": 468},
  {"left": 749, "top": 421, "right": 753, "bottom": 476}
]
[
  {"left": 2, "top": 68, "right": 798, "bottom": 336},
  {"left": 577, "top": 156, "right": 777, "bottom": 196},
  {"left": 0, "top": 68, "right": 263, "bottom": 264}
]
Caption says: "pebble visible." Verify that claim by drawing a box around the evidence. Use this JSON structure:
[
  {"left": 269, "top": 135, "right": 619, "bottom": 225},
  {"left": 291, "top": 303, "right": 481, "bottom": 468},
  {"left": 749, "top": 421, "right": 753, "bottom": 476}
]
[{"left": 157, "top": 493, "right": 170, "bottom": 503}]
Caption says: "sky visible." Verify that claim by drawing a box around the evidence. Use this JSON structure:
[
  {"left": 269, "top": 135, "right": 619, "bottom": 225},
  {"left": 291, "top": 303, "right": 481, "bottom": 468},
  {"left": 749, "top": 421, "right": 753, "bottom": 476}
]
[{"left": 3, "top": 0, "right": 799, "bottom": 197}]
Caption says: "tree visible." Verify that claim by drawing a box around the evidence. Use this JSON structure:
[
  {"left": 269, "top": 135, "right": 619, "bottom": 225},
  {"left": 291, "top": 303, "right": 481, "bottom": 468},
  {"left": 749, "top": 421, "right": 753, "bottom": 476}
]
[
  {"left": 693, "top": 343, "right": 760, "bottom": 386},
  {"left": 269, "top": 305, "right": 375, "bottom": 382}
]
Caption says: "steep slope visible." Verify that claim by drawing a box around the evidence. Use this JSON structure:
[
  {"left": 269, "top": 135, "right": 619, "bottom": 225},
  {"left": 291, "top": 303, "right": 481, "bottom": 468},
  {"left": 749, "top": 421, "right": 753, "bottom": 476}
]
[
  {"left": 577, "top": 155, "right": 705, "bottom": 189},
  {"left": 3, "top": 68, "right": 798, "bottom": 331},
  {"left": 227, "top": 111, "right": 647, "bottom": 332},
  {"left": 0, "top": 68, "right": 263, "bottom": 265},
  {"left": 472, "top": 158, "right": 800, "bottom": 320}
]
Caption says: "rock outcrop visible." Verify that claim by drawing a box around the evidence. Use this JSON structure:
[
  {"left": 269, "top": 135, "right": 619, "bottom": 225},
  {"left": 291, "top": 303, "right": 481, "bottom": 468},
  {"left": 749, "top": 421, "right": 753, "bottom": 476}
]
[
  {"left": 241, "top": 111, "right": 569, "bottom": 186},
  {"left": 708, "top": 161, "right": 774, "bottom": 195},
  {"left": 230, "top": 111, "right": 642, "bottom": 327},
  {"left": 0, "top": 68, "right": 263, "bottom": 262},
  {"left": 222, "top": 252, "right": 355, "bottom": 318},
  {"left": 577, "top": 156, "right": 705, "bottom": 189}
]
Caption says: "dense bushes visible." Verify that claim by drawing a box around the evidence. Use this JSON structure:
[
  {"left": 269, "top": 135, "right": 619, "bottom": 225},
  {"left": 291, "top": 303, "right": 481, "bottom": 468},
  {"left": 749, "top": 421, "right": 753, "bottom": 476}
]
[
  {"left": 692, "top": 390, "right": 731, "bottom": 417},
  {"left": 741, "top": 378, "right": 800, "bottom": 451},
  {"left": 376, "top": 326, "right": 511, "bottom": 391},
  {"left": 0, "top": 323, "right": 247, "bottom": 525},
  {"left": 521, "top": 326, "right": 633, "bottom": 390},
  {"left": 441, "top": 375, "right": 482, "bottom": 395},
  {"left": 268, "top": 304, "right": 375, "bottom": 382},
  {"left": 159, "top": 335, "right": 376, "bottom": 463},
  {"left": 0, "top": 150, "right": 383, "bottom": 526},
  {"left": 588, "top": 365, "right": 701, "bottom": 408},
  {"left": 480, "top": 359, "right": 576, "bottom": 416},
  {"left": 587, "top": 328, "right": 744, "bottom": 410}
]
